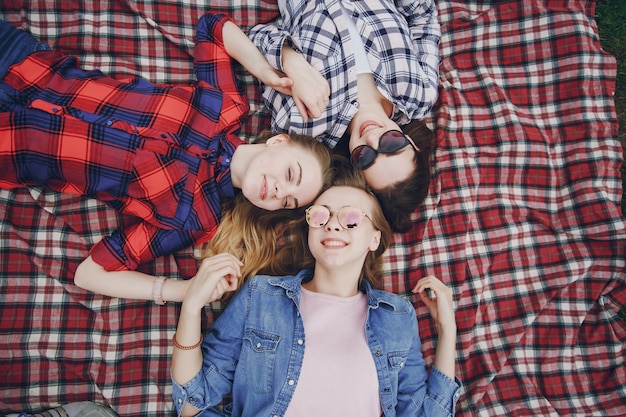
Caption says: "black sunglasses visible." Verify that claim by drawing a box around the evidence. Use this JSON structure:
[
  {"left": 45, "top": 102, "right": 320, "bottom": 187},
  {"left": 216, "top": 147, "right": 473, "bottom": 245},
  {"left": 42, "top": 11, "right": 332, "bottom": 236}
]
[{"left": 350, "top": 130, "right": 420, "bottom": 170}]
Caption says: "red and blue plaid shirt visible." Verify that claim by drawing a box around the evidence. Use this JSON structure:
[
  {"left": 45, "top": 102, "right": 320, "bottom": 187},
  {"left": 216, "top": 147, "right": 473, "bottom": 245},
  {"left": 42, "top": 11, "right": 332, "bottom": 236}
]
[{"left": 0, "top": 14, "right": 249, "bottom": 271}]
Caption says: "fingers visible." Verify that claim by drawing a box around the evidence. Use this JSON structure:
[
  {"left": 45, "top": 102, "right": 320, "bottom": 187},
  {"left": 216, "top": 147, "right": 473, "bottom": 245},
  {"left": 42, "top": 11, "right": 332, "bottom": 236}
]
[
  {"left": 293, "top": 97, "right": 309, "bottom": 123},
  {"left": 412, "top": 276, "right": 451, "bottom": 299},
  {"left": 183, "top": 253, "right": 243, "bottom": 307},
  {"left": 412, "top": 276, "right": 456, "bottom": 330}
]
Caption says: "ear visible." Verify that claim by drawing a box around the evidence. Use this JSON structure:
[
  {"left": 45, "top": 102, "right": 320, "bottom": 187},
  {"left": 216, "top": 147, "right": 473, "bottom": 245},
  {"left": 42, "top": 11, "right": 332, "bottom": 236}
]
[
  {"left": 266, "top": 134, "right": 290, "bottom": 146},
  {"left": 369, "top": 230, "right": 381, "bottom": 252}
]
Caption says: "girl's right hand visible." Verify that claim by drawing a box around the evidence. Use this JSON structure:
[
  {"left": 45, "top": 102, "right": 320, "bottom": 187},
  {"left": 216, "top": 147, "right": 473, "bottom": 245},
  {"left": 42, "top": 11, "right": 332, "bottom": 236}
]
[{"left": 183, "top": 253, "right": 242, "bottom": 309}]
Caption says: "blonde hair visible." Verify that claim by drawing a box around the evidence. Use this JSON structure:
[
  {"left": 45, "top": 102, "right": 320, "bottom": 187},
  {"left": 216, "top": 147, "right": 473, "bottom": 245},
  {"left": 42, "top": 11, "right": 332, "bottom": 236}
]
[
  {"left": 201, "top": 193, "right": 313, "bottom": 288},
  {"left": 201, "top": 157, "right": 391, "bottom": 291}
]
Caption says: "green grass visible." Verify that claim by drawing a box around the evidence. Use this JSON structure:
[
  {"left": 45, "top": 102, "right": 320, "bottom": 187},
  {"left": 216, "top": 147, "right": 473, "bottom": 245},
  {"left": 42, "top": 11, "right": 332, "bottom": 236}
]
[
  {"left": 595, "top": 0, "right": 626, "bottom": 215},
  {"left": 595, "top": 1, "right": 626, "bottom": 320}
]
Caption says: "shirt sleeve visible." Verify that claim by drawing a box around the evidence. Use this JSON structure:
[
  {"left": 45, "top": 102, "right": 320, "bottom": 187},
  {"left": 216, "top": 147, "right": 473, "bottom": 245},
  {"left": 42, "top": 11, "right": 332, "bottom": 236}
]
[
  {"left": 193, "top": 14, "right": 238, "bottom": 94},
  {"left": 171, "top": 281, "right": 250, "bottom": 415},
  {"left": 90, "top": 222, "right": 214, "bottom": 271},
  {"left": 425, "top": 366, "right": 462, "bottom": 416},
  {"left": 397, "top": 304, "right": 461, "bottom": 417},
  {"left": 193, "top": 13, "right": 250, "bottom": 131},
  {"left": 397, "top": 0, "right": 441, "bottom": 113},
  {"left": 247, "top": 23, "right": 297, "bottom": 73}
]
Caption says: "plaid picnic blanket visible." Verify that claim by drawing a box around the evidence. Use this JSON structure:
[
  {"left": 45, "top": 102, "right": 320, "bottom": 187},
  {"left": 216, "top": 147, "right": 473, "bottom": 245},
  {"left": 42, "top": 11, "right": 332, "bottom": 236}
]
[{"left": 1, "top": 1, "right": 624, "bottom": 416}]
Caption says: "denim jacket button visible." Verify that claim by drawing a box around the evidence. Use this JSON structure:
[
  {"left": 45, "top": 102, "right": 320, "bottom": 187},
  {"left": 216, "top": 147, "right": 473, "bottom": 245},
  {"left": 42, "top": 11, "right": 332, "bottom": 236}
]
[
  {"left": 297, "top": 339, "right": 303, "bottom": 345},
  {"left": 288, "top": 379, "right": 295, "bottom": 385}
]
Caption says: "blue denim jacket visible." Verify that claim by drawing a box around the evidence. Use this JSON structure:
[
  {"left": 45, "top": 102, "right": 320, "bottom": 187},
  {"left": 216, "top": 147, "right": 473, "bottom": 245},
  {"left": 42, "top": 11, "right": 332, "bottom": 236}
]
[{"left": 171, "top": 270, "right": 461, "bottom": 416}]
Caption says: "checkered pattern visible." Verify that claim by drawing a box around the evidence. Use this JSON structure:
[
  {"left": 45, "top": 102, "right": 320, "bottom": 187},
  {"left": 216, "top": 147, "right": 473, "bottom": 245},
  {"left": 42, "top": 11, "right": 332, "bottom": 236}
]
[
  {"left": 1, "top": 1, "right": 625, "bottom": 416},
  {"left": 249, "top": 0, "right": 440, "bottom": 148}
]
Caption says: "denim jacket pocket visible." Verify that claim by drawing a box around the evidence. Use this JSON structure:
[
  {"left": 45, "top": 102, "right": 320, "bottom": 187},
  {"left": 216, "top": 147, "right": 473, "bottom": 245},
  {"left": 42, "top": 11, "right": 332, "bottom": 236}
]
[
  {"left": 386, "top": 350, "right": 410, "bottom": 392},
  {"left": 241, "top": 328, "right": 281, "bottom": 394}
]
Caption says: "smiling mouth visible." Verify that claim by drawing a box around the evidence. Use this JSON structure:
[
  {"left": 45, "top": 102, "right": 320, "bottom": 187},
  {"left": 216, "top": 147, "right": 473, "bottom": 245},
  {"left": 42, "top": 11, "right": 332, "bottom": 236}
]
[
  {"left": 359, "top": 121, "right": 380, "bottom": 137},
  {"left": 260, "top": 176, "right": 267, "bottom": 200},
  {"left": 322, "top": 239, "right": 348, "bottom": 248}
]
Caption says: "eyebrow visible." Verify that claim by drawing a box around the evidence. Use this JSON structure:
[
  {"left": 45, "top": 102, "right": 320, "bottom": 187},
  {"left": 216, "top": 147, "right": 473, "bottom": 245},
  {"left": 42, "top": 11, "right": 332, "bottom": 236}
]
[
  {"left": 293, "top": 162, "right": 303, "bottom": 209},
  {"left": 297, "top": 162, "right": 302, "bottom": 187}
]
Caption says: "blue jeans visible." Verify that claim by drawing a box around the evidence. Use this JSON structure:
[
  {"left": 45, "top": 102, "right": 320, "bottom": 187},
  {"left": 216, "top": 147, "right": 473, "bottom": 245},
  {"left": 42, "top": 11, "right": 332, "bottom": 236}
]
[{"left": 0, "top": 20, "right": 51, "bottom": 79}]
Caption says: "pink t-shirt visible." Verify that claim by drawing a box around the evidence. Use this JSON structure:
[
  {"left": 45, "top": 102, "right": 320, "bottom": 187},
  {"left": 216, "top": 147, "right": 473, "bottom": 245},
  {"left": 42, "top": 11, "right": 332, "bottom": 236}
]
[{"left": 285, "top": 286, "right": 382, "bottom": 416}]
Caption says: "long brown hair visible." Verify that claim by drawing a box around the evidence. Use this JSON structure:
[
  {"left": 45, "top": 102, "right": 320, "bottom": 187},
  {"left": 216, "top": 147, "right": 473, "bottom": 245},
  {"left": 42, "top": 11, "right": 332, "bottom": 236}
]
[{"left": 372, "top": 119, "right": 435, "bottom": 232}]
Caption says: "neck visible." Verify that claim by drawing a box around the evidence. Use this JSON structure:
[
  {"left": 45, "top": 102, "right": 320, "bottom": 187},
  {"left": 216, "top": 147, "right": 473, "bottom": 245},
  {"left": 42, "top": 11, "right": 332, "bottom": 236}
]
[
  {"left": 304, "top": 264, "right": 362, "bottom": 297},
  {"left": 355, "top": 73, "right": 393, "bottom": 116}
]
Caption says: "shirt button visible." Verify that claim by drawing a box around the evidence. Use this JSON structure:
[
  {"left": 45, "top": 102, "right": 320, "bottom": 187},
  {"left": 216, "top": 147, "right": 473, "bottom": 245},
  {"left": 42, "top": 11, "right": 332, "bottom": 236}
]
[
  {"left": 133, "top": 128, "right": 139, "bottom": 133},
  {"left": 376, "top": 350, "right": 382, "bottom": 356},
  {"left": 297, "top": 339, "right": 303, "bottom": 345},
  {"left": 288, "top": 380, "right": 295, "bottom": 385},
  {"left": 177, "top": 398, "right": 182, "bottom": 404},
  {"left": 52, "top": 107, "right": 58, "bottom": 113},
  {"left": 256, "top": 343, "right": 262, "bottom": 348},
  {"left": 225, "top": 158, "right": 230, "bottom": 163},
  {"left": 106, "top": 120, "right": 113, "bottom": 126}
]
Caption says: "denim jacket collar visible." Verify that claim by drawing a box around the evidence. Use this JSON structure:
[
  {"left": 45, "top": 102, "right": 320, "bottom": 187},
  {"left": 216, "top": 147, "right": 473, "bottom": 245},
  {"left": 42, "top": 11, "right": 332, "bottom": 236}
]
[{"left": 266, "top": 269, "right": 400, "bottom": 311}]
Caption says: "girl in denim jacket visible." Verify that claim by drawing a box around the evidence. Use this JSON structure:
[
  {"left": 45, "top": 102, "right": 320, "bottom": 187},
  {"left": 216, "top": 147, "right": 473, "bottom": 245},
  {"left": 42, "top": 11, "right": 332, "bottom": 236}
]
[{"left": 171, "top": 172, "right": 461, "bottom": 416}]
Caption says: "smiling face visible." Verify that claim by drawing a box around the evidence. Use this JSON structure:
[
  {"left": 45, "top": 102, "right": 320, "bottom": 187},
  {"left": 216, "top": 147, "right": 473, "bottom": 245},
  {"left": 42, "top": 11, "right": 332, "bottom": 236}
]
[
  {"left": 307, "top": 186, "right": 382, "bottom": 272},
  {"left": 348, "top": 112, "right": 417, "bottom": 190},
  {"left": 239, "top": 135, "right": 324, "bottom": 211}
]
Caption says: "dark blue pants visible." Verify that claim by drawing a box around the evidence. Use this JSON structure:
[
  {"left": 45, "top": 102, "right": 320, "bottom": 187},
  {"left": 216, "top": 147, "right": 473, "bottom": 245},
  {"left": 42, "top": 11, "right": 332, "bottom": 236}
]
[{"left": 0, "top": 20, "right": 51, "bottom": 79}]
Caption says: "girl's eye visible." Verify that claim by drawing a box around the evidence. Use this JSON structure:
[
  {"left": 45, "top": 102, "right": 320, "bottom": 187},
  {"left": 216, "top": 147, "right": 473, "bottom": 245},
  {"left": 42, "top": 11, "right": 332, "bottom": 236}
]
[{"left": 288, "top": 168, "right": 292, "bottom": 182}]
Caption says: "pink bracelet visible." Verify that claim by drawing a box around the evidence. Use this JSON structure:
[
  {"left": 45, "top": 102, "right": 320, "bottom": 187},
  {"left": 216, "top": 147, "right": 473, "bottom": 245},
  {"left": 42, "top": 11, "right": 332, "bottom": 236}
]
[{"left": 152, "top": 276, "right": 166, "bottom": 305}]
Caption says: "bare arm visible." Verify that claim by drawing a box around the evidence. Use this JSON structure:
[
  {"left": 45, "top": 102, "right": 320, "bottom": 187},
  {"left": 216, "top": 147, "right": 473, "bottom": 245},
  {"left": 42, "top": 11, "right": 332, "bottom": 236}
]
[
  {"left": 412, "top": 276, "right": 457, "bottom": 380},
  {"left": 171, "top": 254, "right": 241, "bottom": 417},
  {"left": 221, "top": 20, "right": 294, "bottom": 95},
  {"left": 74, "top": 256, "right": 191, "bottom": 302}
]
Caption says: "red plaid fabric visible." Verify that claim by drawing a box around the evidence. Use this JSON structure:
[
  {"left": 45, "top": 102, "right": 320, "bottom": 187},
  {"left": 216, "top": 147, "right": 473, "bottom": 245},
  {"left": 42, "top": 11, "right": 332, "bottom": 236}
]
[{"left": 1, "top": 1, "right": 624, "bottom": 416}]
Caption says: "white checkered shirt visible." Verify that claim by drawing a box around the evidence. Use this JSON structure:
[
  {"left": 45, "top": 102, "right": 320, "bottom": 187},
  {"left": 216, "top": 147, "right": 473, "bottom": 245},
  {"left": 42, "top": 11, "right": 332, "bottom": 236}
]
[{"left": 249, "top": 0, "right": 441, "bottom": 148}]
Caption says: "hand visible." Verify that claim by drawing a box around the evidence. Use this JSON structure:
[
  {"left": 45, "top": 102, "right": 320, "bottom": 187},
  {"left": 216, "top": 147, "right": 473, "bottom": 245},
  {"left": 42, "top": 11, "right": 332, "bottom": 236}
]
[
  {"left": 256, "top": 66, "right": 294, "bottom": 96},
  {"left": 412, "top": 276, "right": 456, "bottom": 333},
  {"left": 281, "top": 45, "right": 330, "bottom": 122},
  {"left": 183, "top": 253, "right": 242, "bottom": 309}
]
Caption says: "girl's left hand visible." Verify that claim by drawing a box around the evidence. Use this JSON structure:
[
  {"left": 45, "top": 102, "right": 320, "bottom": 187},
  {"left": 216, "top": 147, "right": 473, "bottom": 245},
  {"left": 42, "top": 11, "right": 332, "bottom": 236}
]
[
  {"left": 257, "top": 66, "right": 295, "bottom": 96},
  {"left": 412, "top": 276, "right": 456, "bottom": 332}
]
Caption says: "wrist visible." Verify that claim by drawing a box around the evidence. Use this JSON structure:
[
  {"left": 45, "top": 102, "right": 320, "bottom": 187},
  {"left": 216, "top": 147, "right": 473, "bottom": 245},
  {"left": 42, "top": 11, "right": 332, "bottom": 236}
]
[{"left": 152, "top": 276, "right": 167, "bottom": 305}]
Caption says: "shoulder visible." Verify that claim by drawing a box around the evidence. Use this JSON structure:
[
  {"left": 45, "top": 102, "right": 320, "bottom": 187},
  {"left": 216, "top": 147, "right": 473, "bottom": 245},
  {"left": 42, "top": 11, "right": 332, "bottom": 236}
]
[
  {"left": 247, "top": 269, "right": 311, "bottom": 293},
  {"left": 369, "top": 288, "right": 415, "bottom": 314}
]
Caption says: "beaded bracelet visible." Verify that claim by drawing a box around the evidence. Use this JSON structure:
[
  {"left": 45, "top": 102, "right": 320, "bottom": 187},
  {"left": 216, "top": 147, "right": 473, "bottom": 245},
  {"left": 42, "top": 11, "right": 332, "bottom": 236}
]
[{"left": 172, "top": 333, "right": 203, "bottom": 350}]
